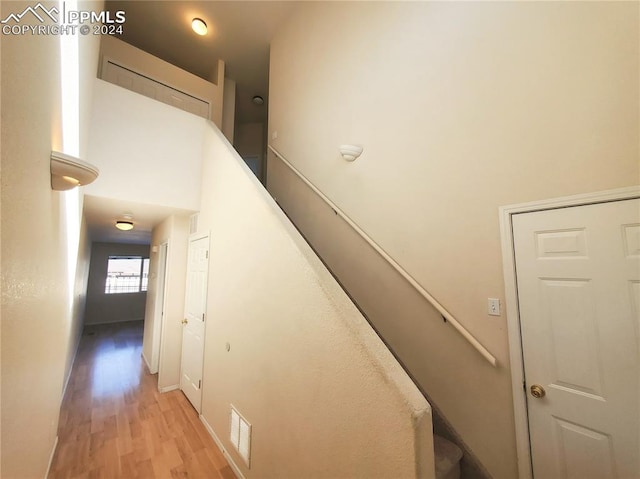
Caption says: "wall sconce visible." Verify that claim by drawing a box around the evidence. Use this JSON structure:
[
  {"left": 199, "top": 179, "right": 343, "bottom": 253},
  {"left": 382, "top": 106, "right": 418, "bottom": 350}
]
[
  {"left": 339, "top": 145, "right": 363, "bottom": 162},
  {"left": 51, "top": 151, "right": 99, "bottom": 191}
]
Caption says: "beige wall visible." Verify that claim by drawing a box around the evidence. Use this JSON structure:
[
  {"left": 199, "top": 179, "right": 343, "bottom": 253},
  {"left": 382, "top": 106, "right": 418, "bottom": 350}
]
[
  {"left": 235, "top": 122, "right": 265, "bottom": 179},
  {"left": 235, "top": 122, "right": 265, "bottom": 158},
  {"left": 64, "top": 214, "right": 93, "bottom": 382},
  {"left": 268, "top": 2, "right": 639, "bottom": 478},
  {"left": 84, "top": 242, "right": 149, "bottom": 325},
  {"left": 197, "top": 125, "right": 434, "bottom": 478},
  {"left": 86, "top": 80, "right": 206, "bottom": 211},
  {"left": 99, "top": 35, "right": 224, "bottom": 126},
  {"left": 142, "top": 215, "right": 190, "bottom": 390},
  {"left": 0, "top": 1, "right": 102, "bottom": 476},
  {"left": 222, "top": 77, "right": 236, "bottom": 143}
]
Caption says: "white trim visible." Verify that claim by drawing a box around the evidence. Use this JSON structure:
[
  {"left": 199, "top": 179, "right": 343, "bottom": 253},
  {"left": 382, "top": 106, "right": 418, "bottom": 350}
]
[
  {"left": 150, "top": 241, "right": 169, "bottom": 375},
  {"left": 142, "top": 351, "right": 153, "bottom": 374},
  {"left": 188, "top": 230, "right": 210, "bottom": 242},
  {"left": 499, "top": 185, "right": 640, "bottom": 479},
  {"left": 200, "top": 414, "right": 245, "bottom": 479},
  {"left": 157, "top": 240, "right": 171, "bottom": 389},
  {"left": 61, "top": 337, "right": 81, "bottom": 401},
  {"left": 45, "top": 436, "right": 58, "bottom": 479},
  {"left": 159, "top": 384, "right": 180, "bottom": 393},
  {"left": 83, "top": 318, "right": 145, "bottom": 326},
  {"left": 269, "top": 145, "right": 498, "bottom": 367}
]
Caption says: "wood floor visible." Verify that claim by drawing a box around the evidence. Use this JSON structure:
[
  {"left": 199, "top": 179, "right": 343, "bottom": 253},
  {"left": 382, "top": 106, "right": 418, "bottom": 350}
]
[{"left": 49, "top": 321, "right": 235, "bottom": 479}]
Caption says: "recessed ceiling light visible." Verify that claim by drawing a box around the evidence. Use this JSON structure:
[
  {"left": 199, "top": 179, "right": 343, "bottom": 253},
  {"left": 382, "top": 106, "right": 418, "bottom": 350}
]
[{"left": 192, "top": 18, "right": 207, "bottom": 36}]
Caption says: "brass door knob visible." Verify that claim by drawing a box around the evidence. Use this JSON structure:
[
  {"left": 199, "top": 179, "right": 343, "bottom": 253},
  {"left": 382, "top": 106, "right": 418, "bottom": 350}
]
[
  {"left": 182, "top": 319, "right": 188, "bottom": 325},
  {"left": 530, "top": 384, "right": 546, "bottom": 399}
]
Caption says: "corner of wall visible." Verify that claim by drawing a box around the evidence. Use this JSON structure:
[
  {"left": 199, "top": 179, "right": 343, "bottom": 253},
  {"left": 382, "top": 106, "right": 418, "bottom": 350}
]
[{"left": 413, "top": 407, "right": 435, "bottom": 479}]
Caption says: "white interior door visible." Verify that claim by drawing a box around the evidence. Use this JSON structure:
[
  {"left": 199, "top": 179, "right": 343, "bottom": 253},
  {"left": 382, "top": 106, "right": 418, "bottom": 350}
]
[
  {"left": 513, "top": 199, "right": 639, "bottom": 479},
  {"left": 180, "top": 234, "right": 210, "bottom": 412}
]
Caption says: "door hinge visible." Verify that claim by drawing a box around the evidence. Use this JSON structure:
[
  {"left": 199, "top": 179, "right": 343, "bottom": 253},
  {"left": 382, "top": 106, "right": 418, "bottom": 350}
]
[
  {"left": 202, "top": 313, "right": 205, "bottom": 321},
  {"left": 205, "top": 250, "right": 209, "bottom": 259},
  {"left": 198, "top": 379, "right": 202, "bottom": 389}
]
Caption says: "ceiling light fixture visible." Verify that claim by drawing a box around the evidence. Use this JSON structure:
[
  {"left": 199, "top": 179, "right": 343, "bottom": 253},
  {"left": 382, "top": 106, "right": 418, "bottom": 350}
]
[
  {"left": 116, "top": 220, "right": 134, "bottom": 231},
  {"left": 252, "top": 95, "right": 264, "bottom": 105},
  {"left": 191, "top": 18, "right": 207, "bottom": 36},
  {"left": 116, "top": 214, "right": 134, "bottom": 231}
]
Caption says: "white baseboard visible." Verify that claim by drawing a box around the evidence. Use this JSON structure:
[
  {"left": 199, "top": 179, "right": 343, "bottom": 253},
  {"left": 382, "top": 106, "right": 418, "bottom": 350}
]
[
  {"left": 141, "top": 352, "right": 157, "bottom": 374},
  {"left": 159, "top": 384, "right": 180, "bottom": 393},
  {"left": 45, "top": 435, "right": 59, "bottom": 478},
  {"left": 200, "top": 415, "right": 245, "bottom": 479},
  {"left": 84, "top": 318, "right": 144, "bottom": 326},
  {"left": 61, "top": 339, "right": 81, "bottom": 402}
]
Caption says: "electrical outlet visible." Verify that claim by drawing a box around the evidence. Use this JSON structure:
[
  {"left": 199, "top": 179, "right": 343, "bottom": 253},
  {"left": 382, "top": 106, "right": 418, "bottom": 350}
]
[{"left": 488, "top": 298, "right": 501, "bottom": 316}]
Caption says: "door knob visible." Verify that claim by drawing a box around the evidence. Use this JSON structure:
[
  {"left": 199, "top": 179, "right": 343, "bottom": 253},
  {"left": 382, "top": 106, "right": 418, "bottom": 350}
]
[
  {"left": 530, "top": 384, "right": 546, "bottom": 399},
  {"left": 182, "top": 319, "right": 188, "bottom": 325}
]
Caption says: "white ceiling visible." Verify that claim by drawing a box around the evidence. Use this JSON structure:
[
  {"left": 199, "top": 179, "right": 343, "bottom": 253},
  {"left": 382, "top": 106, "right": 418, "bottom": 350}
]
[
  {"left": 87, "top": 1, "right": 297, "bottom": 245},
  {"left": 83, "top": 195, "right": 195, "bottom": 245}
]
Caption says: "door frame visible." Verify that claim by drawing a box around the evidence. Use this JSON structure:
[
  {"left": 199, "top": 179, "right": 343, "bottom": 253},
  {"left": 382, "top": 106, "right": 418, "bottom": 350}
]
[
  {"left": 498, "top": 185, "right": 640, "bottom": 479},
  {"left": 150, "top": 241, "right": 169, "bottom": 374}
]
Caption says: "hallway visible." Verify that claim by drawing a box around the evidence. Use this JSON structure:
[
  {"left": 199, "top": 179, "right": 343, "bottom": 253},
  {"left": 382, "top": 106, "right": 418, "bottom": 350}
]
[{"left": 49, "top": 321, "right": 235, "bottom": 479}]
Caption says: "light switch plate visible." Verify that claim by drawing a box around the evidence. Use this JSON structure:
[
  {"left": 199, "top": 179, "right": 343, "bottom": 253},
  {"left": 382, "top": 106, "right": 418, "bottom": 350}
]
[{"left": 488, "top": 298, "right": 501, "bottom": 316}]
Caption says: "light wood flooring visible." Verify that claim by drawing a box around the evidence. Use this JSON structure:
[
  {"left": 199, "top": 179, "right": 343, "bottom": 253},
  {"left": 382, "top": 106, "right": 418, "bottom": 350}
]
[{"left": 49, "top": 321, "right": 235, "bottom": 479}]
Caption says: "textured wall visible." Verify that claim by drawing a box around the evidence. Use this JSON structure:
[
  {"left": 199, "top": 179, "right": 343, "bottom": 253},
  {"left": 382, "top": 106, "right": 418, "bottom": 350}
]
[
  {"left": 267, "top": 2, "right": 639, "bottom": 477},
  {"left": 197, "top": 125, "right": 434, "bottom": 479},
  {"left": 85, "top": 80, "right": 206, "bottom": 212},
  {"left": 0, "top": 1, "right": 102, "bottom": 476}
]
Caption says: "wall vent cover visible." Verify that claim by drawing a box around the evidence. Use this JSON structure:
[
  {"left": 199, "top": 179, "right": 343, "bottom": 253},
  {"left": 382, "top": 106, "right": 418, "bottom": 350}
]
[{"left": 230, "top": 405, "right": 251, "bottom": 468}]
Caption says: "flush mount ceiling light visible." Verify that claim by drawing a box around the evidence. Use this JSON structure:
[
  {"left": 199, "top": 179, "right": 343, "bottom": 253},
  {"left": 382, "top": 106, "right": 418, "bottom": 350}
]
[
  {"left": 116, "top": 220, "right": 134, "bottom": 231},
  {"left": 115, "top": 214, "right": 134, "bottom": 231},
  {"left": 51, "top": 151, "right": 99, "bottom": 191},
  {"left": 191, "top": 17, "right": 207, "bottom": 36},
  {"left": 252, "top": 95, "right": 264, "bottom": 105}
]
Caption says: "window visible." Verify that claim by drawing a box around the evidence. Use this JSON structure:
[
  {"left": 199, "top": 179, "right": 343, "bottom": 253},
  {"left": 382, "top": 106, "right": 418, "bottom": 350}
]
[{"left": 105, "top": 256, "right": 150, "bottom": 294}]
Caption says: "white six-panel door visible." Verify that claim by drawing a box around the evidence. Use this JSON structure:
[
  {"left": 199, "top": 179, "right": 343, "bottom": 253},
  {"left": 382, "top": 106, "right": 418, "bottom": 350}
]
[
  {"left": 513, "top": 199, "right": 639, "bottom": 478},
  {"left": 180, "top": 234, "right": 210, "bottom": 412}
]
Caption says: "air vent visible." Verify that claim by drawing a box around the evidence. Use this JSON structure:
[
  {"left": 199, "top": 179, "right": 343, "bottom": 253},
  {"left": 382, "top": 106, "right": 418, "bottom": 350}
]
[{"left": 230, "top": 405, "right": 251, "bottom": 468}]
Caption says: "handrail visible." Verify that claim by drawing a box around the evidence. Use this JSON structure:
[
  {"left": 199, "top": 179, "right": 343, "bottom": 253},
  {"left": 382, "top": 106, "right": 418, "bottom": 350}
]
[{"left": 268, "top": 145, "right": 498, "bottom": 367}]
